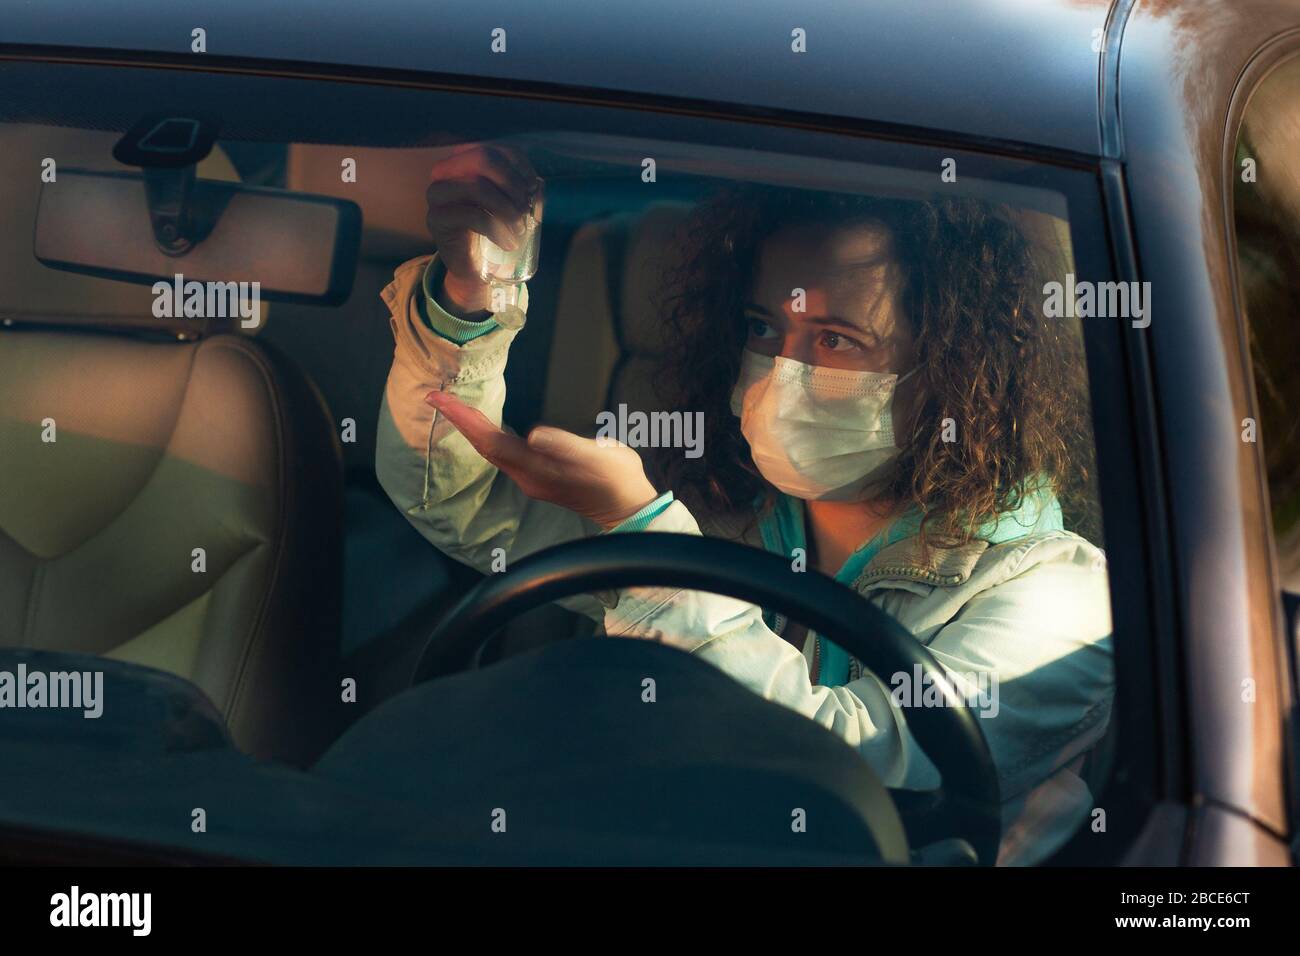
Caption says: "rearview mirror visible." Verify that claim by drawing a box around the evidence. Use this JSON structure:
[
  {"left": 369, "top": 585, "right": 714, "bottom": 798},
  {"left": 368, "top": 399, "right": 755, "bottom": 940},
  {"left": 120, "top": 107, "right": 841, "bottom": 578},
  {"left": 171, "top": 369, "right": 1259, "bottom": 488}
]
[{"left": 34, "top": 168, "right": 362, "bottom": 307}]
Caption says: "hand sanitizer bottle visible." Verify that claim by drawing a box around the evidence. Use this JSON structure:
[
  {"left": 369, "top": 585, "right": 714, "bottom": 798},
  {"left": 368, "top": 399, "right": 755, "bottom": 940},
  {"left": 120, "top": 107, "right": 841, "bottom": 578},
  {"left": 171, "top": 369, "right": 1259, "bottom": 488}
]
[{"left": 476, "top": 179, "right": 543, "bottom": 312}]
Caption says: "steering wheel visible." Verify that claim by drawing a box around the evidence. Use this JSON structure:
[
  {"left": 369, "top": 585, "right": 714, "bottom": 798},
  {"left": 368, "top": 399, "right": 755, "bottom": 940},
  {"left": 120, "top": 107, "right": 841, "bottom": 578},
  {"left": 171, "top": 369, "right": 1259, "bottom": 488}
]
[{"left": 411, "top": 532, "right": 1001, "bottom": 864}]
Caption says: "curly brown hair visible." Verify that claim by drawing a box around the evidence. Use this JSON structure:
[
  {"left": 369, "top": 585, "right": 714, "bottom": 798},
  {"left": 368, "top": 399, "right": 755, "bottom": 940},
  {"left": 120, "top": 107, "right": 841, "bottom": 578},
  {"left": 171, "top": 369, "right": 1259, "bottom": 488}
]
[{"left": 649, "top": 184, "right": 1100, "bottom": 550}]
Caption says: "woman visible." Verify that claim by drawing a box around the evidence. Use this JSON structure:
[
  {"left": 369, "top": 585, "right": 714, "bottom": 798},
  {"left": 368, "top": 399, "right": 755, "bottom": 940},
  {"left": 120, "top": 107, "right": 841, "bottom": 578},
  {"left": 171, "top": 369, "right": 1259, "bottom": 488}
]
[{"left": 375, "top": 143, "right": 1113, "bottom": 865}]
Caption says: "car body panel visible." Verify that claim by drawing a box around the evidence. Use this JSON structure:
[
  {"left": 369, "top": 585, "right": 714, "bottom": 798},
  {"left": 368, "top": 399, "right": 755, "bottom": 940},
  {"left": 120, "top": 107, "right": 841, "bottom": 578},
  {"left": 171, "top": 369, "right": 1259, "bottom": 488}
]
[
  {"left": 1117, "top": 0, "right": 1298, "bottom": 846},
  {"left": 0, "top": 0, "right": 1110, "bottom": 155}
]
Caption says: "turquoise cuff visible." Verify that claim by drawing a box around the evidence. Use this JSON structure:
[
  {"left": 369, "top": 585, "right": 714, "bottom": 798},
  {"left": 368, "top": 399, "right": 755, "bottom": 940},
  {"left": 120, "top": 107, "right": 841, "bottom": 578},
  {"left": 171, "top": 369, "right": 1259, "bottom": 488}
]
[
  {"left": 605, "top": 491, "right": 675, "bottom": 534},
  {"left": 419, "top": 255, "right": 499, "bottom": 344}
]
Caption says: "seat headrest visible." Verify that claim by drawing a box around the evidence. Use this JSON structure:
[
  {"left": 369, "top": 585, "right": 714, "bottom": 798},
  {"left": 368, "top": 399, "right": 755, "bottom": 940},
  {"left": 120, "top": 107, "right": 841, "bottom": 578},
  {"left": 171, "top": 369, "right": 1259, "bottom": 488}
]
[
  {"left": 541, "top": 201, "right": 695, "bottom": 434},
  {"left": 0, "top": 124, "right": 264, "bottom": 337}
]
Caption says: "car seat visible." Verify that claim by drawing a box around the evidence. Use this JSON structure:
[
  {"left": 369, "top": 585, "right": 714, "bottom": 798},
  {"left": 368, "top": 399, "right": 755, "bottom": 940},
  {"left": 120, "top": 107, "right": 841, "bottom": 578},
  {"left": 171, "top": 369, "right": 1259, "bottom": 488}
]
[{"left": 0, "top": 125, "right": 344, "bottom": 766}]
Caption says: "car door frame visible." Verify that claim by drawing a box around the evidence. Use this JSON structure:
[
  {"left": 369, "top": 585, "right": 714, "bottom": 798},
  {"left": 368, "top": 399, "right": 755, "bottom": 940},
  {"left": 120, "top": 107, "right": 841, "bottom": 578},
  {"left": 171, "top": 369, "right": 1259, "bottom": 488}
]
[{"left": 1116, "top": 0, "right": 1299, "bottom": 864}]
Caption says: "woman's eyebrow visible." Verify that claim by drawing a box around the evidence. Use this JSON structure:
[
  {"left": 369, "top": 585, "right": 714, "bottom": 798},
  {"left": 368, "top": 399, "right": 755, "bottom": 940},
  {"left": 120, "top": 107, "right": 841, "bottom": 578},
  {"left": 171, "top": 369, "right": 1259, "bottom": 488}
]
[
  {"left": 802, "top": 315, "right": 873, "bottom": 330},
  {"left": 743, "top": 303, "right": 847, "bottom": 324},
  {"left": 744, "top": 302, "right": 875, "bottom": 333}
]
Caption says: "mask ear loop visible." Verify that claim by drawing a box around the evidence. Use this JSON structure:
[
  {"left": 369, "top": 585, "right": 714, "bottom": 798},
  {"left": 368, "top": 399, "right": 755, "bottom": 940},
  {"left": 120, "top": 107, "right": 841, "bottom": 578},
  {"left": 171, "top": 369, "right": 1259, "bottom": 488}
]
[{"left": 894, "top": 366, "right": 921, "bottom": 386}]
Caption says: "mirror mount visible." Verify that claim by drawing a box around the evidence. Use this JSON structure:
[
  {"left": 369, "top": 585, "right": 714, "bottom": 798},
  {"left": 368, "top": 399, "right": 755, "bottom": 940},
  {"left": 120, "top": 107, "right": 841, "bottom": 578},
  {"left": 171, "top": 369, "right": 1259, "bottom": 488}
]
[
  {"left": 141, "top": 166, "right": 198, "bottom": 256},
  {"left": 113, "top": 114, "right": 220, "bottom": 256}
]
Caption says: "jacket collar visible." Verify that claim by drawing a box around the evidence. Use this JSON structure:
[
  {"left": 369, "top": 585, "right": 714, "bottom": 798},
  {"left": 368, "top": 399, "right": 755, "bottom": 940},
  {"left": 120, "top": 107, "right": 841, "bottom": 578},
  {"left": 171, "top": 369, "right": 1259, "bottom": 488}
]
[
  {"left": 854, "top": 535, "right": 990, "bottom": 588},
  {"left": 758, "top": 484, "right": 1063, "bottom": 590}
]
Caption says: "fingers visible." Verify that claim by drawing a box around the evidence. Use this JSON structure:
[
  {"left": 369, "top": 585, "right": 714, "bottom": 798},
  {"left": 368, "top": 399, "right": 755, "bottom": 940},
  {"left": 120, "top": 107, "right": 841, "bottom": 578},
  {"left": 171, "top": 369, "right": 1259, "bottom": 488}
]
[
  {"left": 425, "top": 143, "right": 544, "bottom": 256},
  {"left": 427, "top": 173, "right": 527, "bottom": 224},
  {"left": 429, "top": 145, "right": 534, "bottom": 210},
  {"left": 426, "top": 200, "right": 520, "bottom": 251},
  {"left": 527, "top": 425, "right": 658, "bottom": 528},
  {"left": 427, "top": 390, "right": 544, "bottom": 479},
  {"left": 491, "top": 144, "right": 541, "bottom": 190},
  {"left": 526, "top": 425, "right": 598, "bottom": 459},
  {"left": 526, "top": 425, "right": 637, "bottom": 484}
]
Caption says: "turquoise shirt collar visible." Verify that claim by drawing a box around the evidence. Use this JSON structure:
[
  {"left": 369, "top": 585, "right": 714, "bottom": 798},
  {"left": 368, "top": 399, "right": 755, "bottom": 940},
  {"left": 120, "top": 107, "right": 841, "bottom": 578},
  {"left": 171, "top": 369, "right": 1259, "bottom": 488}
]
[{"left": 756, "top": 481, "right": 1064, "bottom": 685}]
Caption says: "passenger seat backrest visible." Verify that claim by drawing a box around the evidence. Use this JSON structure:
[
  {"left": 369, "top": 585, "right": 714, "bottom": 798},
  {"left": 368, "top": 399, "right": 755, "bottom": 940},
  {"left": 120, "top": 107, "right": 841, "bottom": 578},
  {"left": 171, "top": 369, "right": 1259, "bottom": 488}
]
[
  {"left": 542, "top": 202, "right": 695, "bottom": 436},
  {"left": 0, "top": 328, "right": 344, "bottom": 765}
]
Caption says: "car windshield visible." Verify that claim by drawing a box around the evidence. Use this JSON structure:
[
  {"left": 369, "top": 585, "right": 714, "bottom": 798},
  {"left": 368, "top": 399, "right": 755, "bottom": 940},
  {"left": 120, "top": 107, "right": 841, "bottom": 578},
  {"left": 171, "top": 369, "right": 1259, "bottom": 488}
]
[{"left": 0, "top": 60, "right": 1118, "bottom": 866}]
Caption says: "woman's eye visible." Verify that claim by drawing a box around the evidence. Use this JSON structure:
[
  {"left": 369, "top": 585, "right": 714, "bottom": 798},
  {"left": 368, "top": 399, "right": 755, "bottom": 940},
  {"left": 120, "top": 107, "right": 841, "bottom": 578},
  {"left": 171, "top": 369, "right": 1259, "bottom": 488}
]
[
  {"left": 747, "top": 317, "right": 777, "bottom": 339},
  {"left": 820, "top": 330, "right": 863, "bottom": 352}
]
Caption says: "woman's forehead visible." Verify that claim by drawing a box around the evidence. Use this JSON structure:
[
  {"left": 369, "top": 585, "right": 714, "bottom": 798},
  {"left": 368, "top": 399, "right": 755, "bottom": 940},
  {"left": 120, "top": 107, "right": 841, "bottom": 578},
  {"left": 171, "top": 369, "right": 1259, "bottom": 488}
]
[{"left": 750, "top": 222, "right": 901, "bottom": 323}]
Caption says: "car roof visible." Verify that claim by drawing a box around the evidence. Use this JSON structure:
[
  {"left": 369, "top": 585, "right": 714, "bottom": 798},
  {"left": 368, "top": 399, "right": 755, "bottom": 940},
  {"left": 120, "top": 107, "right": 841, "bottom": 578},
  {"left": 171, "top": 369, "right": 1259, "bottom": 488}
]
[{"left": 2, "top": 0, "right": 1116, "bottom": 156}]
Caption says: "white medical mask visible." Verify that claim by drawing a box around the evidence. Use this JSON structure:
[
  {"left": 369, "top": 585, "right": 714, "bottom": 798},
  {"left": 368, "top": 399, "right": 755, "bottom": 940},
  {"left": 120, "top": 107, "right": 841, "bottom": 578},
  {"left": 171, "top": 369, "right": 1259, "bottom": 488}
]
[{"left": 729, "top": 349, "right": 918, "bottom": 501}]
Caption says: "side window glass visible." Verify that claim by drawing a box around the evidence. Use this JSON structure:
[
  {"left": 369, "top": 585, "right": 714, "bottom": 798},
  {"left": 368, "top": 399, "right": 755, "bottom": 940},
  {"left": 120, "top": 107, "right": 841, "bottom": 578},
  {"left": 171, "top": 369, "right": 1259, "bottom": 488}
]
[{"left": 1232, "top": 56, "right": 1300, "bottom": 595}]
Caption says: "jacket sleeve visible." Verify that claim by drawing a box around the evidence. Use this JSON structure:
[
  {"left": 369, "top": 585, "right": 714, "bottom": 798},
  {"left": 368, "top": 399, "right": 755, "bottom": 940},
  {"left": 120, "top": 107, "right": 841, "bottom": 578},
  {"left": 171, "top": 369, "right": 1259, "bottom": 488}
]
[
  {"left": 374, "top": 253, "right": 613, "bottom": 621},
  {"left": 604, "top": 510, "right": 1114, "bottom": 804}
]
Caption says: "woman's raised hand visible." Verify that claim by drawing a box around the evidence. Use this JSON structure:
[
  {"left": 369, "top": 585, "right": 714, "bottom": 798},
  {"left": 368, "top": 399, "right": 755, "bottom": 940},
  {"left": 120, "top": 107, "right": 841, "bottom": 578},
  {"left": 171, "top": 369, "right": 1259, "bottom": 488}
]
[
  {"left": 425, "top": 143, "right": 541, "bottom": 314},
  {"left": 426, "top": 390, "right": 661, "bottom": 531}
]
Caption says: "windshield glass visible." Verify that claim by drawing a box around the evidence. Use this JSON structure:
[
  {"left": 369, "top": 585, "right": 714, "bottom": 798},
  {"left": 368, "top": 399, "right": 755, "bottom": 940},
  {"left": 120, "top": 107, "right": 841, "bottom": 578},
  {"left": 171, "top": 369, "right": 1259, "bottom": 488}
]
[{"left": 0, "top": 60, "right": 1118, "bottom": 866}]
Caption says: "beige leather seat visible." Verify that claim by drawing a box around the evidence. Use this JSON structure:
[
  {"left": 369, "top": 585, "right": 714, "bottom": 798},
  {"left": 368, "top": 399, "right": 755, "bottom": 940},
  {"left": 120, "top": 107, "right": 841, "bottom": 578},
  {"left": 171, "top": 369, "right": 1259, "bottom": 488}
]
[
  {"left": 0, "top": 126, "right": 344, "bottom": 765},
  {"left": 542, "top": 202, "right": 695, "bottom": 436}
]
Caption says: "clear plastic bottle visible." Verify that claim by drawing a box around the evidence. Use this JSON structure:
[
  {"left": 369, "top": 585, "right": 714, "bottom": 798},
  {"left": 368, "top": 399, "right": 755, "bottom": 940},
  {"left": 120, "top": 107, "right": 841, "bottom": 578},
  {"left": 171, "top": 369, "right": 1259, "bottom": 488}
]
[{"left": 476, "top": 178, "right": 543, "bottom": 312}]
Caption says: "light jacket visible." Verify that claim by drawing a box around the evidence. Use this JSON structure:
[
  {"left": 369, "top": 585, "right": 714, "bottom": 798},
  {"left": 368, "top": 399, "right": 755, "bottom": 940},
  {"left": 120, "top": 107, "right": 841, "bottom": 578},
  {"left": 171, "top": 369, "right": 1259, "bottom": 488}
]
[{"left": 375, "top": 253, "right": 1115, "bottom": 866}]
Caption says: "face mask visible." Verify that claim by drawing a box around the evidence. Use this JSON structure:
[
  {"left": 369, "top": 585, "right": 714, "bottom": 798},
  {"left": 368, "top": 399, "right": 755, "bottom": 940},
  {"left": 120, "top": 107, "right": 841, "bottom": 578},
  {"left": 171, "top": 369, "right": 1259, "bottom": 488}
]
[{"left": 729, "top": 349, "right": 918, "bottom": 501}]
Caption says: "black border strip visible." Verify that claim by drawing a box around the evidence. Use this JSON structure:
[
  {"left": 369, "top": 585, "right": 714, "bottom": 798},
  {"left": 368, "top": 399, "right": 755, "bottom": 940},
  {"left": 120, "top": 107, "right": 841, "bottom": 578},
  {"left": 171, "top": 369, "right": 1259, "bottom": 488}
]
[{"left": 0, "top": 44, "right": 1105, "bottom": 168}]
